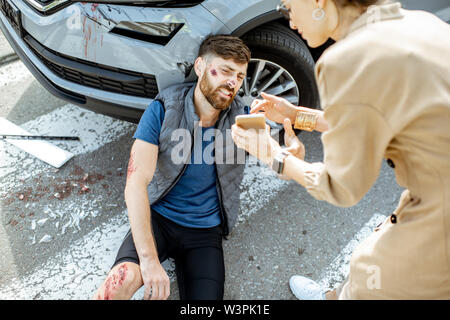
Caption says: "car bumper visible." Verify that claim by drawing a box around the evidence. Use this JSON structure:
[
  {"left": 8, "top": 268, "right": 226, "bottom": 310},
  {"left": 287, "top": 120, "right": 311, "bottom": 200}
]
[
  {"left": 0, "top": 1, "right": 226, "bottom": 118},
  {"left": 1, "top": 10, "right": 145, "bottom": 121}
]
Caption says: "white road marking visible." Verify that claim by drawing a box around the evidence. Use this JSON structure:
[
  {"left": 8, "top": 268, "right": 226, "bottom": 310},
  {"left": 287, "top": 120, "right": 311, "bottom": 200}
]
[
  {"left": 317, "top": 213, "right": 387, "bottom": 290},
  {"left": 0, "top": 212, "right": 129, "bottom": 299},
  {"left": 238, "top": 156, "right": 289, "bottom": 225},
  {"left": 0, "top": 60, "right": 31, "bottom": 87}
]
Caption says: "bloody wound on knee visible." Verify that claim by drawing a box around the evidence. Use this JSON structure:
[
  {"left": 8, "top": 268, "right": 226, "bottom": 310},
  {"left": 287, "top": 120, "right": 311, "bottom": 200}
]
[{"left": 103, "top": 263, "right": 129, "bottom": 300}]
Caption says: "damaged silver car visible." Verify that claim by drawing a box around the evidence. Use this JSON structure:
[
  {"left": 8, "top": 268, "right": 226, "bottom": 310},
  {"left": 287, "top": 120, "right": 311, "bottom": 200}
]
[
  {"left": 0, "top": 0, "right": 327, "bottom": 122},
  {"left": 2, "top": 1, "right": 447, "bottom": 123}
]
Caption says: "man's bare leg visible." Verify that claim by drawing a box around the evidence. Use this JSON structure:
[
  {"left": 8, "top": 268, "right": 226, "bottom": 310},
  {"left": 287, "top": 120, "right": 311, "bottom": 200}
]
[{"left": 92, "top": 262, "right": 143, "bottom": 300}]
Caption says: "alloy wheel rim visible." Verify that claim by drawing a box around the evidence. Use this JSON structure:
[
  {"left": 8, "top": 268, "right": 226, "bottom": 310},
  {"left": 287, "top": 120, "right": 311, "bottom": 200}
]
[
  {"left": 238, "top": 58, "right": 300, "bottom": 108},
  {"left": 238, "top": 59, "right": 300, "bottom": 130}
]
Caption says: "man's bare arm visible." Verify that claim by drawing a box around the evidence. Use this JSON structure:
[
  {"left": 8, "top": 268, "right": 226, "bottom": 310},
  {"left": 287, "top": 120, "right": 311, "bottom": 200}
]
[{"left": 124, "top": 139, "right": 170, "bottom": 300}]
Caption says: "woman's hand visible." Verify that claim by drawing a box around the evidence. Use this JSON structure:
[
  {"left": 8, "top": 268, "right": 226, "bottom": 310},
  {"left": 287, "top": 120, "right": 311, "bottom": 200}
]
[
  {"left": 283, "top": 118, "right": 305, "bottom": 160},
  {"left": 231, "top": 123, "right": 282, "bottom": 167},
  {"left": 250, "top": 92, "right": 299, "bottom": 124},
  {"left": 252, "top": 92, "right": 329, "bottom": 133}
]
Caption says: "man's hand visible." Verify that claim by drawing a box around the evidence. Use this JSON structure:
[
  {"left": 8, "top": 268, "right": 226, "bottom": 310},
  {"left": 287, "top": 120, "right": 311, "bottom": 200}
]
[
  {"left": 231, "top": 123, "right": 282, "bottom": 167},
  {"left": 250, "top": 92, "right": 299, "bottom": 124},
  {"left": 140, "top": 258, "right": 170, "bottom": 300}
]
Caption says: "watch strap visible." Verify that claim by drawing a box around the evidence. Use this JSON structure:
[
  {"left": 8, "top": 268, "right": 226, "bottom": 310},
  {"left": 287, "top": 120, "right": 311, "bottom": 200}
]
[{"left": 271, "top": 149, "right": 291, "bottom": 174}]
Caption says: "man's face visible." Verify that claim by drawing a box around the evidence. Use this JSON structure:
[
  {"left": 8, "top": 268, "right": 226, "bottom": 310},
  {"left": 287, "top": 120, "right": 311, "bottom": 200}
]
[{"left": 198, "top": 56, "right": 248, "bottom": 110}]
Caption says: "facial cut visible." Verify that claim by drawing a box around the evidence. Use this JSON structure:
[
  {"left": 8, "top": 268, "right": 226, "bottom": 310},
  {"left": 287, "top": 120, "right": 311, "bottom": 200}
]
[{"left": 199, "top": 70, "right": 237, "bottom": 110}]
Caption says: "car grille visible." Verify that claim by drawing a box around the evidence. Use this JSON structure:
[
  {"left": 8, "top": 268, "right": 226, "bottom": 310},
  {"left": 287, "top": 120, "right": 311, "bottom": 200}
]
[
  {"left": 0, "top": 0, "right": 23, "bottom": 37},
  {"left": 24, "top": 34, "right": 158, "bottom": 99}
]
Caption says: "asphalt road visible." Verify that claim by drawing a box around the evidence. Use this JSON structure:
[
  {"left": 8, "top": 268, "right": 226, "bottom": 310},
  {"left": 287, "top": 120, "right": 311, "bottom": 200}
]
[{"left": 0, "top": 31, "right": 404, "bottom": 300}]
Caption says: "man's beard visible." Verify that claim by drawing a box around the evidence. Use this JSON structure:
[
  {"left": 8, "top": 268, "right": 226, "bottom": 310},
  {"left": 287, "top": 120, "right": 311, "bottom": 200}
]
[{"left": 199, "top": 72, "right": 236, "bottom": 110}]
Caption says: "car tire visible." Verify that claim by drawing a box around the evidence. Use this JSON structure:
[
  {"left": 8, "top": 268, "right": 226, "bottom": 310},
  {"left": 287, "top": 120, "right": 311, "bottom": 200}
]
[
  {"left": 242, "top": 22, "right": 320, "bottom": 145},
  {"left": 242, "top": 22, "right": 320, "bottom": 109}
]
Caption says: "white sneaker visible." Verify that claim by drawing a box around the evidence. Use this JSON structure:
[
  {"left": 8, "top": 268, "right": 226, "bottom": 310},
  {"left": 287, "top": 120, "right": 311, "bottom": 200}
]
[{"left": 289, "top": 275, "right": 326, "bottom": 300}]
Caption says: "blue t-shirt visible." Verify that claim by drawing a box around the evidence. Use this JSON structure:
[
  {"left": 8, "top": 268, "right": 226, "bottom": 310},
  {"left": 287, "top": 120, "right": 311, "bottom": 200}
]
[{"left": 133, "top": 100, "right": 221, "bottom": 228}]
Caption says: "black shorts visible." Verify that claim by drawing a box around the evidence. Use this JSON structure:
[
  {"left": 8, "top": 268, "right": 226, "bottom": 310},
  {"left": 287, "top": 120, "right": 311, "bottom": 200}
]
[{"left": 112, "top": 210, "right": 225, "bottom": 300}]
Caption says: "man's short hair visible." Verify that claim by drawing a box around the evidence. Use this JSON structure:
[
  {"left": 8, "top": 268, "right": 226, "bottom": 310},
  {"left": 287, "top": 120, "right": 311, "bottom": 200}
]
[{"left": 198, "top": 34, "right": 251, "bottom": 65}]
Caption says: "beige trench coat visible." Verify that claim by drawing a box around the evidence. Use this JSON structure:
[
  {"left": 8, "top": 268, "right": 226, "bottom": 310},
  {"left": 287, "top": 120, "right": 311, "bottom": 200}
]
[{"left": 303, "top": 2, "right": 450, "bottom": 299}]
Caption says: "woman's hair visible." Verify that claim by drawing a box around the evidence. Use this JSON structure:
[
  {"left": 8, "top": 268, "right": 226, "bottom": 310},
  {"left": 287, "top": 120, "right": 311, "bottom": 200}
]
[{"left": 334, "top": 0, "right": 390, "bottom": 8}]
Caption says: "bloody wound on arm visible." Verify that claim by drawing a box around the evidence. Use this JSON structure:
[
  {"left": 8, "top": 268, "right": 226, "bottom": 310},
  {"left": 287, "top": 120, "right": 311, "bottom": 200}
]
[{"left": 127, "top": 151, "right": 137, "bottom": 179}]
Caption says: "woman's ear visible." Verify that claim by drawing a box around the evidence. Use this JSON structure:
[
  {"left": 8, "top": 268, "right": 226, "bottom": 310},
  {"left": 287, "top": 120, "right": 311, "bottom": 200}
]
[{"left": 317, "top": 0, "right": 327, "bottom": 8}]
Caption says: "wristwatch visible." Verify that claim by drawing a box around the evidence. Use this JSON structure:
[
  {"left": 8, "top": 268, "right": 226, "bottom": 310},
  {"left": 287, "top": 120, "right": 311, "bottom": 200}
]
[{"left": 271, "top": 149, "right": 291, "bottom": 175}]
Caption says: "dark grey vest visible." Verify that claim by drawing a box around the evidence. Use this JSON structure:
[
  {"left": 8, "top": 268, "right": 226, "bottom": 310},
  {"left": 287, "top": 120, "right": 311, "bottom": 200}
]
[{"left": 147, "top": 82, "right": 246, "bottom": 236}]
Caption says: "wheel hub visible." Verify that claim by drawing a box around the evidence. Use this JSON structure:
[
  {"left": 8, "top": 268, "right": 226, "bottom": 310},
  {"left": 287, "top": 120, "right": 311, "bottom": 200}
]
[{"left": 238, "top": 58, "right": 300, "bottom": 108}]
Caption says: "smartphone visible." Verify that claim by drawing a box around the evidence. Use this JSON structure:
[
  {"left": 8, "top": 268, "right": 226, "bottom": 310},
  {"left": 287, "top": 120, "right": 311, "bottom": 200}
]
[{"left": 235, "top": 114, "right": 266, "bottom": 130}]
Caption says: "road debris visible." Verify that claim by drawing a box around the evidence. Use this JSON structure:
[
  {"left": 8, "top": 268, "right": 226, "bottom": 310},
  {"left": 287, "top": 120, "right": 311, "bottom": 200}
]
[
  {"left": 0, "top": 134, "right": 80, "bottom": 141},
  {"left": 0, "top": 118, "right": 74, "bottom": 168},
  {"left": 39, "top": 235, "right": 53, "bottom": 244}
]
